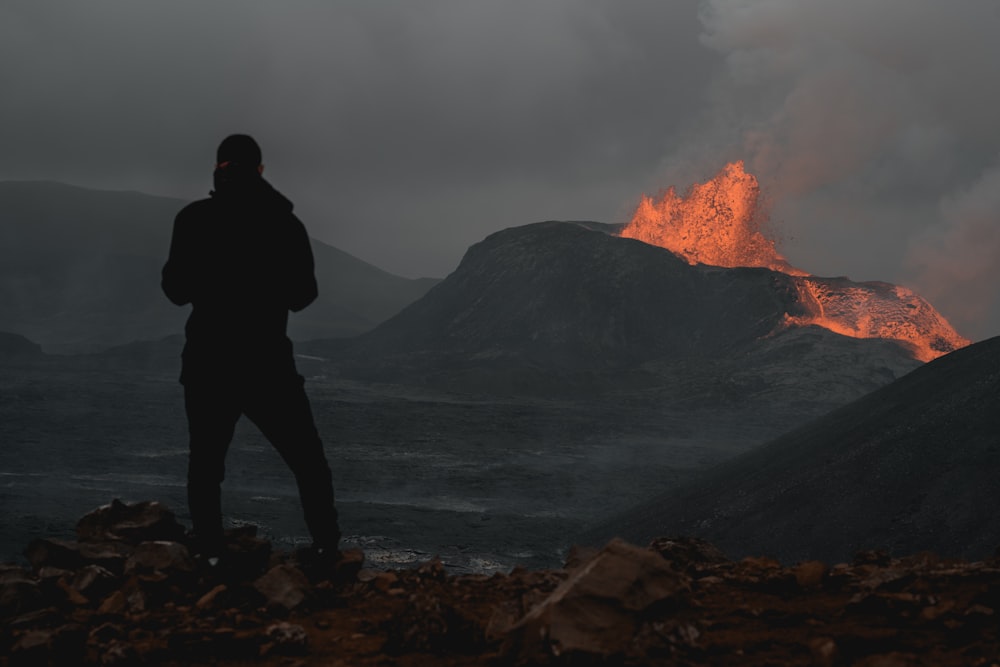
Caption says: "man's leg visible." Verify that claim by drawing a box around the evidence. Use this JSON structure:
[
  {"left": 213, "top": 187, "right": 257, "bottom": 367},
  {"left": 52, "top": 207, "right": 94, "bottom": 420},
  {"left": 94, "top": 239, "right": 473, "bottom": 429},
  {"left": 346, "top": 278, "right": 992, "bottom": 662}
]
[
  {"left": 184, "top": 383, "right": 241, "bottom": 557},
  {"left": 244, "top": 374, "right": 340, "bottom": 550}
]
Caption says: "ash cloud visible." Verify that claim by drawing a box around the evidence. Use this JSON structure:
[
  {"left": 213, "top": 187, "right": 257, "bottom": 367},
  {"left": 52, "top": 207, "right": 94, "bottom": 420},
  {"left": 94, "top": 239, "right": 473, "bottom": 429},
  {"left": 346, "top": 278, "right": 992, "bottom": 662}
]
[
  {"left": 673, "top": 0, "right": 1000, "bottom": 339},
  {"left": 1, "top": 1, "right": 998, "bottom": 340}
]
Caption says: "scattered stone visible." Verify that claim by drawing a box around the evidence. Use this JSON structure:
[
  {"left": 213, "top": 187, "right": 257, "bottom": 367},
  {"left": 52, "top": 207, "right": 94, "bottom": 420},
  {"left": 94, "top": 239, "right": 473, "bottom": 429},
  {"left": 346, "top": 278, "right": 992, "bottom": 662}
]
[
  {"left": 71, "top": 564, "right": 119, "bottom": 601},
  {"left": 195, "top": 584, "right": 228, "bottom": 610},
  {"left": 502, "top": 538, "right": 690, "bottom": 662},
  {"left": 254, "top": 565, "right": 312, "bottom": 611},
  {"left": 562, "top": 544, "right": 599, "bottom": 570},
  {"left": 24, "top": 538, "right": 130, "bottom": 574},
  {"left": 263, "top": 622, "right": 309, "bottom": 656},
  {"left": 124, "top": 540, "right": 195, "bottom": 576},
  {"left": 793, "top": 560, "right": 829, "bottom": 588},
  {"left": 0, "top": 568, "right": 44, "bottom": 617},
  {"left": 99, "top": 639, "right": 138, "bottom": 666},
  {"left": 649, "top": 536, "right": 729, "bottom": 573},
  {"left": 372, "top": 571, "right": 399, "bottom": 592},
  {"left": 76, "top": 499, "right": 185, "bottom": 545},
  {"left": 97, "top": 590, "right": 128, "bottom": 616}
]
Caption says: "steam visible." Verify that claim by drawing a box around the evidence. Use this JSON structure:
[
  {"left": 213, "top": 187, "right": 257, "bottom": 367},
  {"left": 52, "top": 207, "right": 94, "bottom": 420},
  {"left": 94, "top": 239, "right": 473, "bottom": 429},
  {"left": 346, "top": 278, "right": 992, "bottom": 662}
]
[
  {"left": 679, "top": 0, "right": 1000, "bottom": 339},
  {"left": 906, "top": 162, "right": 1000, "bottom": 334}
]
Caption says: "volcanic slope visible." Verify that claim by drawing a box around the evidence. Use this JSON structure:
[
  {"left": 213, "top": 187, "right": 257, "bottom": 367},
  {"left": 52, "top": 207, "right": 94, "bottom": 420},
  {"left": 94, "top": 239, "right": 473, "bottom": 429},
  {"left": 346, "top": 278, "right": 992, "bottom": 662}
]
[
  {"left": 324, "top": 220, "right": 922, "bottom": 406},
  {"left": 583, "top": 334, "right": 1000, "bottom": 563},
  {"left": 0, "top": 181, "right": 436, "bottom": 352}
]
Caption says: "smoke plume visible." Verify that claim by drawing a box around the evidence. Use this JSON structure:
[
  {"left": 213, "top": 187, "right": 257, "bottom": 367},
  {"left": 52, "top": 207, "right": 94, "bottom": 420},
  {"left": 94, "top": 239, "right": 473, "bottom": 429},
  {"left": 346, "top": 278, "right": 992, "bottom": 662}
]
[{"left": 678, "top": 0, "right": 1000, "bottom": 339}]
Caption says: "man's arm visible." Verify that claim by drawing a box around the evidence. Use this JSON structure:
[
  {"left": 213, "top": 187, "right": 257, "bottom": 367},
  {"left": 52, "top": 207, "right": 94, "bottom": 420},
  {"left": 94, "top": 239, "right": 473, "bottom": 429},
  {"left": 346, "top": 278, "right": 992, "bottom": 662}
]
[
  {"left": 286, "top": 214, "right": 319, "bottom": 313},
  {"left": 161, "top": 210, "right": 197, "bottom": 306}
]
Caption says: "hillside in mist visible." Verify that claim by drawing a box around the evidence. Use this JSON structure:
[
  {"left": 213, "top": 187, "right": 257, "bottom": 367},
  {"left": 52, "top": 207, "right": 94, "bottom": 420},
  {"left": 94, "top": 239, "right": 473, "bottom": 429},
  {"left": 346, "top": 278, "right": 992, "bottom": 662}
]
[
  {"left": 0, "top": 181, "right": 436, "bottom": 352},
  {"left": 584, "top": 335, "right": 1000, "bottom": 563}
]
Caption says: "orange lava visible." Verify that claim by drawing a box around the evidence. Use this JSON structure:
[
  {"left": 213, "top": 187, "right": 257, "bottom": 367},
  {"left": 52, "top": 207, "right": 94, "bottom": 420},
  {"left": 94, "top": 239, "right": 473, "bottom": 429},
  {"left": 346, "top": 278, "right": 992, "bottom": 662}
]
[{"left": 619, "top": 162, "right": 969, "bottom": 361}]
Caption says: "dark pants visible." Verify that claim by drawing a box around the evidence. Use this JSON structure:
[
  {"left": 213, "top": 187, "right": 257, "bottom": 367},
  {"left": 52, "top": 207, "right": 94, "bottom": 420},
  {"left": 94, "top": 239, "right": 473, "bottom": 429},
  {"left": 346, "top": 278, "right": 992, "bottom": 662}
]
[{"left": 184, "top": 372, "right": 339, "bottom": 556}]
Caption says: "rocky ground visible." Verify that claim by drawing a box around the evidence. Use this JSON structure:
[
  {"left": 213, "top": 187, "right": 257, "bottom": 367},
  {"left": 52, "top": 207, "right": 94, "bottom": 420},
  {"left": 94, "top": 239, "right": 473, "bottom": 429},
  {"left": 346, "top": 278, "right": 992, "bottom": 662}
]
[{"left": 2, "top": 501, "right": 999, "bottom": 666}]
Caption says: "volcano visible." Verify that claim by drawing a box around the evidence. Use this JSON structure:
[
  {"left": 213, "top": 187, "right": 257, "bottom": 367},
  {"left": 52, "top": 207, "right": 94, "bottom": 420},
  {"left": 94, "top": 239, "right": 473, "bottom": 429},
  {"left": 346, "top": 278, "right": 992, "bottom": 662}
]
[
  {"left": 317, "top": 218, "right": 934, "bottom": 420},
  {"left": 620, "top": 161, "right": 968, "bottom": 362}
]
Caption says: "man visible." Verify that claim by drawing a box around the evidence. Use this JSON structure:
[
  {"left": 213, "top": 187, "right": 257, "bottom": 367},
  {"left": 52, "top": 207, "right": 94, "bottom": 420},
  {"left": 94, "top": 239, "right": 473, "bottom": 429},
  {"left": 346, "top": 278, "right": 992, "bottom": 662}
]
[{"left": 162, "top": 134, "right": 340, "bottom": 565}]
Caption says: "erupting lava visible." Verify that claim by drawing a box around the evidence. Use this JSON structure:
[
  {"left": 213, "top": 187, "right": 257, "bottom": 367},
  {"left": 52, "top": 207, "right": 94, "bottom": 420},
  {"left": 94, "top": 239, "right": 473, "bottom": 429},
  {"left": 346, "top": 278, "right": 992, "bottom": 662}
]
[{"left": 619, "top": 161, "right": 969, "bottom": 361}]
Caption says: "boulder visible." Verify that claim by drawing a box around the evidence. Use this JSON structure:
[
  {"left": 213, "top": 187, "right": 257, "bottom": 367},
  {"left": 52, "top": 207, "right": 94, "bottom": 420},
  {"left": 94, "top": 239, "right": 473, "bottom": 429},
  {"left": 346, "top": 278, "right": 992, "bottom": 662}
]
[
  {"left": 254, "top": 565, "right": 311, "bottom": 611},
  {"left": 503, "top": 538, "right": 690, "bottom": 662},
  {"left": 649, "top": 536, "right": 729, "bottom": 573},
  {"left": 76, "top": 499, "right": 185, "bottom": 544},
  {"left": 124, "top": 541, "right": 195, "bottom": 576},
  {"left": 0, "top": 567, "right": 44, "bottom": 618},
  {"left": 23, "top": 538, "right": 131, "bottom": 574}
]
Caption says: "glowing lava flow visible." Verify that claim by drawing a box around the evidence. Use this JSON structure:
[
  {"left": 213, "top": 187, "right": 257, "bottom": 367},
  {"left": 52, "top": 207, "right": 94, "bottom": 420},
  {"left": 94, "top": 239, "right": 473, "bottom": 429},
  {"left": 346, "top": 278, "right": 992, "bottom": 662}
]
[{"left": 619, "top": 161, "right": 969, "bottom": 361}]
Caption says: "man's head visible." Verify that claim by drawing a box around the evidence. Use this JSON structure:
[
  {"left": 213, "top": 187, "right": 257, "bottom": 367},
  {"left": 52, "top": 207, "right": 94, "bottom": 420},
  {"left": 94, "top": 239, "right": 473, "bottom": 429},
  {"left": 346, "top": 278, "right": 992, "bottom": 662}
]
[{"left": 216, "top": 134, "right": 263, "bottom": 174}]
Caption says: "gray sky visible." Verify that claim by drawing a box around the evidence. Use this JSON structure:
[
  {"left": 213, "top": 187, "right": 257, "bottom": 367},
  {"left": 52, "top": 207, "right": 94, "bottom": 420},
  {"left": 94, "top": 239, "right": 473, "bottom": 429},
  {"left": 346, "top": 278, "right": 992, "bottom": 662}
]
[{"left": 2, "top": 1, "right": 999, "bottom": 340}]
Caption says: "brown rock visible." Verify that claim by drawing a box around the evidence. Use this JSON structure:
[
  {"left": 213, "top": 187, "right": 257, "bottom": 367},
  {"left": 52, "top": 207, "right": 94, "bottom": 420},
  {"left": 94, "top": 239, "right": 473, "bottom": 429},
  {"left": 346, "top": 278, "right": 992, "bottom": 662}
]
[
  {"left": 23, "top": 538, "right": 130, "bottom": 574},
  {"left": 71, "top": 564, "right": 119, "bottom": 600},
  {"left": 503, "top": 538, "right": 690, "bottom": 662},
  {"left": 373, "top": 571, "right": 399, "bottom": 592},
  {"left": 0, "top": 569, "right": 44, "bottom": 617},
  {"left": 195, "top": 583, "right": 228, "bottom": 610},
  {"left": 793, "top": 560, "right": 829, "bottom": 588},
  {"left": 76, "top": 499, "right": 185, "bottom": 545},
  {"left": 254, "top": 565, "right": 312, "bottom": 611},
  {"left": 98, "top": 590, "right": 128, "bottom": 615},
  {"left": 263, "top": 622, "right": 310, "bottom": 656},
  {"left": 649, "top": 536, "right": 729, "bottom": 572},
  {"left": 809, "top": 636, "right": 839, "bottom": 667},
  {"left": 124, "top": 541, "right": 195, "bottom": 576}
]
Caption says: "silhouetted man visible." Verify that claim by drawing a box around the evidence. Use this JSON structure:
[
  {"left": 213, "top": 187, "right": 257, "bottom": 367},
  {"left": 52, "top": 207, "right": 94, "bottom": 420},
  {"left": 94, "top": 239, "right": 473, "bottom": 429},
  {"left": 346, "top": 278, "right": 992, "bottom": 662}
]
[{"left": 162, "top": 134, "right": 340, "bottom": 564}]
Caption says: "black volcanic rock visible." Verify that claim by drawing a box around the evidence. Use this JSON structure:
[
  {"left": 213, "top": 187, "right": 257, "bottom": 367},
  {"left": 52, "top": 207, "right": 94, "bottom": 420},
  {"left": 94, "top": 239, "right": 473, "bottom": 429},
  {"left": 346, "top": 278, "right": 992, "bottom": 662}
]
[
  {"left": 0, "top": 181, "right": 436, "bottom": 352},
  {"left": 322, "top": 221, "right": 920, "bottom": 399},
  {"left": 582, "top": 335, "right": 1000, "bottom": 563}
]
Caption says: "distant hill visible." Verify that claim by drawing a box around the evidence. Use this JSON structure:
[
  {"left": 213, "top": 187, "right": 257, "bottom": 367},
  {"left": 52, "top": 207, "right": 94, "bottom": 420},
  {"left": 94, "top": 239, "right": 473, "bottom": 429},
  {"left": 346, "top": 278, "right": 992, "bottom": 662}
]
[
  {"left": 582, "top": 335, "right": 1000, "bottom": 563},
  {"left": 0, "top": 181, "right": 437, "bottom": 352},
  {"left": 312, "top": 221, "right": 922, "bottom": 407}
]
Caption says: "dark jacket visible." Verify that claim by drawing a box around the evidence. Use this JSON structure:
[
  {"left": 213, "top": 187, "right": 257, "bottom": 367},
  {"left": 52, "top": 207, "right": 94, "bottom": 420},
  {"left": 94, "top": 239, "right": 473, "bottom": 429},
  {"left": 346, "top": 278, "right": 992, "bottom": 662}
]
[{"left": 162, "top": 174, "right": 317, "bottom": 382}]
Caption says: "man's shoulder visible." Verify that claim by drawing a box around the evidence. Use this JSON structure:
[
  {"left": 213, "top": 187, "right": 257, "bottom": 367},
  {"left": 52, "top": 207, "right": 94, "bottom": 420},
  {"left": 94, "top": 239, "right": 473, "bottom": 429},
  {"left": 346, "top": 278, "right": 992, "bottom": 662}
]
[
  {"left": 175, "top": 197, "right": 218, "bottom": 225},
  {"left": 177, "top": 197, "right": 215, "bottom": 216}
]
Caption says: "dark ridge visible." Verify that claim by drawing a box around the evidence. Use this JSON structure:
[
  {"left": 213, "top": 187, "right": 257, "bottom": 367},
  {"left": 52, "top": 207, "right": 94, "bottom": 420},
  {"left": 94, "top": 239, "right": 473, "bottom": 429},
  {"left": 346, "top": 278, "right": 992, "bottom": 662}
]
[
  {"left": 0, "top": 181, "right": 436, "bottom": 352},
  {"left": 581, "top": 335, "right": 1000, "bottom": 563}
]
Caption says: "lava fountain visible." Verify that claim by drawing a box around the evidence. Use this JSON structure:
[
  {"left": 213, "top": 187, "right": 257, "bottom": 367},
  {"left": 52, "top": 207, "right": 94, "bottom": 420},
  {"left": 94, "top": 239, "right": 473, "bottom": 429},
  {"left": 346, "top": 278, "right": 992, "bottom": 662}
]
[{"left": 619, "top": 161, "right": 969, "bottom": 362}]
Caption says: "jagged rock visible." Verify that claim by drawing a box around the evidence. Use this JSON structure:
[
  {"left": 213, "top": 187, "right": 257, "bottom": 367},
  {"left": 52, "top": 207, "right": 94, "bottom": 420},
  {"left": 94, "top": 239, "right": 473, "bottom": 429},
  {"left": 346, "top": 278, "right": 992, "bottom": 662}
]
[
  {"left": 71, "top": 564, "right": 119, "bottom": 600},
  {"left": 649, "top": 536, "right": 729, "bottom": 573},
  {"left": 794, "top": 560, "right": 829, "bottom": 588},
  {"left": 384, "top": 592, "right": 485, "bottom": 655},
  {"left": 195, "top": 583, "right": 228, "bottom": 610},
  {"left": 23, "top": 538, "right": 131, "bottom": 574},
  {"left": 76, "top": 499, "right": 185, "bottom": 545},
  {"left": 124, "top": 541, "right": 195, "bottom": 576},
  {"left": 8, "top": 623, "right": 86, "bottom": 666},
  {"left": 502, "top": 538, "right": 690, "bottom": 662},
  {"left": 254, "top": 565, "right": 311, "bottom": 611},
  {"left": 99, "top": 639, "right": 139, "bottom": 666},
  {"left": 0, "top": 567, "right": 44, "bottom": 617},
  {"left": 263, "top": 622, "right": 309, "bottom": 656}
]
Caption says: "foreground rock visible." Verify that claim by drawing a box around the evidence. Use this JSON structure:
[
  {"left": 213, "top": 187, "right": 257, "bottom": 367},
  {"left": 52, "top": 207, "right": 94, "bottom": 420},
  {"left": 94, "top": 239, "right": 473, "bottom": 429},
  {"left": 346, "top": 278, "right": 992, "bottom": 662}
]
[{"left": 2, "top": 501, "right": 1000, "bottom": 666}]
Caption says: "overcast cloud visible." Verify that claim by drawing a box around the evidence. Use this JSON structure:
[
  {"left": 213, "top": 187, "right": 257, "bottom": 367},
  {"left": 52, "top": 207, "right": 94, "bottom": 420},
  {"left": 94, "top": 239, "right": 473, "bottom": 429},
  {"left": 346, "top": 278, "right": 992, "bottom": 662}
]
[{"left": 1, "top": 1, "right": 998, "bottom": 339}]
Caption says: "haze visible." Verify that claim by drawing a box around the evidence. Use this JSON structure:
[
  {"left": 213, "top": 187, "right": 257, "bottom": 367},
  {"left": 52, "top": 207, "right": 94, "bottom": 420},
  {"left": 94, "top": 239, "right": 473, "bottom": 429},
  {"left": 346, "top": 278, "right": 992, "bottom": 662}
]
[{"left": 2, "top": 0, "right": 998, "bottom": 340}]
